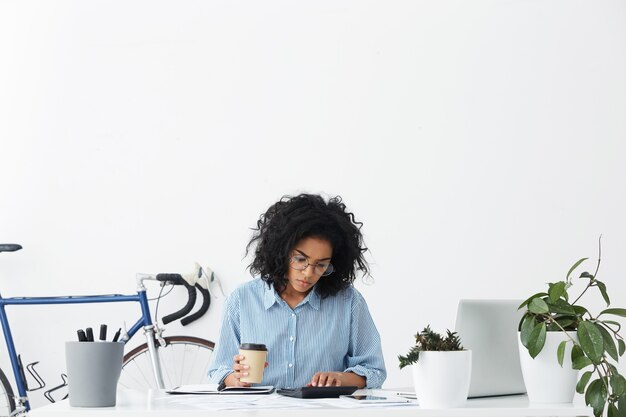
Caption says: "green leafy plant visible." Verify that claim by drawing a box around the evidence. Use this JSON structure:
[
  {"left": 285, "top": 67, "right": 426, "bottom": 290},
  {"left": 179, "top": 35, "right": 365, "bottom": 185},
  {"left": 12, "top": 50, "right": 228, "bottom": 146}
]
[
  {"left": 519, "top": 239, "right": 626, "bottom": 417},
  {"left": 398, "top": 325, "right": 464, "bottom": 369}
]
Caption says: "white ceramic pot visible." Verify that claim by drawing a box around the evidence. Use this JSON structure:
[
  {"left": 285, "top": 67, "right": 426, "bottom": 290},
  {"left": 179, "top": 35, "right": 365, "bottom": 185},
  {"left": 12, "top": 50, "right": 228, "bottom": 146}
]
[
  {"left": 518, "top": 331, "right": 579, "bottom": 403},
  {"left": 412, "top": 350, "right": 472, "bottom": 408}
]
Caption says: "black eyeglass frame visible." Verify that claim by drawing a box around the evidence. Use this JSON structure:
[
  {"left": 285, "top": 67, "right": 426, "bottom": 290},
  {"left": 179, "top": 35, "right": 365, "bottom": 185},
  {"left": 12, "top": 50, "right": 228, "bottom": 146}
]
[{"left": 288, "top": 255, "right": 334, "bottom": 277}]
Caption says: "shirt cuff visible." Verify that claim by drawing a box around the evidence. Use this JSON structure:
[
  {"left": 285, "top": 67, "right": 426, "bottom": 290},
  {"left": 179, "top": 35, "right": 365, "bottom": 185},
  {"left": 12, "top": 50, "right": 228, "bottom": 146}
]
[{"left": 344, "top": 365, "right": 385, "bottom": 389}]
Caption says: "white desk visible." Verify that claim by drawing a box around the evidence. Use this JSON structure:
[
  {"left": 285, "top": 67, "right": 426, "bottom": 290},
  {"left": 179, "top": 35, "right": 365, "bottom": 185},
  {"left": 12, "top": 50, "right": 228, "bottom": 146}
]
[{"left": 28, "top": 389, "right": 593, "bottom": 417}]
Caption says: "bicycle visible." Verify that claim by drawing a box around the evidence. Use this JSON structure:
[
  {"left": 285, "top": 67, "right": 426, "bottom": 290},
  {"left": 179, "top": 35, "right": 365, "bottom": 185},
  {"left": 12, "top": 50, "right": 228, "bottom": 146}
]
[{"left": 0, "top": 244, "right": 217, "bottom": 416}]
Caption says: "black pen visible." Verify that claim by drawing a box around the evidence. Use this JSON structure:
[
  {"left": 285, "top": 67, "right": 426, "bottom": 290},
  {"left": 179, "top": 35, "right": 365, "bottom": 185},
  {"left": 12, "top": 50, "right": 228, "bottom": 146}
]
[
  {"left": 77, "top": 329, "right": 87, "bottom": 342},
  {"left": 85, "top": 327, "right": 94, "bottom": 342},
  {"left": 99, "top": 324, "right": 107, "bottom": 341},
  {"left": 112, "top": 328, "right": 121, "bottom": 342}
]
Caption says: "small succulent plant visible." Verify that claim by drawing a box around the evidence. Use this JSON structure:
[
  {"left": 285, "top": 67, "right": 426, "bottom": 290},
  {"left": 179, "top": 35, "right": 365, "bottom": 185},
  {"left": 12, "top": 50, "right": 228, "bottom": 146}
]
[{"left": 398, "top": 325, "right": 464, "bottom": 369}]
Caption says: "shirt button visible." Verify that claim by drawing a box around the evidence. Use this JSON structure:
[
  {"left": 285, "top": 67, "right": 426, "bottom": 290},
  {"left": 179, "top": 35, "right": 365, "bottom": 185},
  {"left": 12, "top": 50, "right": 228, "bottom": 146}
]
[
  {"left": 288, "top": 363, "right": 293, "bottom": 368},
  {"left": 291, "top": 313, "right": 295, "bottom": 317},
  {"left": 290, "top": 336, "right": 294, "bottom": 341}
]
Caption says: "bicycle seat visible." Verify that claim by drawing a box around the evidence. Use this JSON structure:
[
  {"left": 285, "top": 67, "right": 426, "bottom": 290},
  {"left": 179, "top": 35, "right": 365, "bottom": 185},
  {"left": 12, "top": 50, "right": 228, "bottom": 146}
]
[{"left": 0, "top": 244, "right": 22, "bottom": 253}]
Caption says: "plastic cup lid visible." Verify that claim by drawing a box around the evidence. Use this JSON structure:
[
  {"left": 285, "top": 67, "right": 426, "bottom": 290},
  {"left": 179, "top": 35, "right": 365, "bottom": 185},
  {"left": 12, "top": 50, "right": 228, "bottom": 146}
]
[{"left": 239, "top": 343, "right": 267, "bottom": 351}]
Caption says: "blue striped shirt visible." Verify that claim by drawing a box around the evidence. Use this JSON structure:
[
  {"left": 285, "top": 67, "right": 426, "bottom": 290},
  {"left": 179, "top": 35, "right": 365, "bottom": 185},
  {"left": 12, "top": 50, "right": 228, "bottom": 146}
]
[{"left": 207, "top": 279, "right": 386, "bottom": 389}]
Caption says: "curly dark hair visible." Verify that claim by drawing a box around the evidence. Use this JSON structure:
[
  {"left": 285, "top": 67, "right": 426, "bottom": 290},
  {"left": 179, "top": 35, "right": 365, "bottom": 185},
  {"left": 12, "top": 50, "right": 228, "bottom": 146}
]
[{"left": 246, "top": 193, "right": 369, "bottom": 298}]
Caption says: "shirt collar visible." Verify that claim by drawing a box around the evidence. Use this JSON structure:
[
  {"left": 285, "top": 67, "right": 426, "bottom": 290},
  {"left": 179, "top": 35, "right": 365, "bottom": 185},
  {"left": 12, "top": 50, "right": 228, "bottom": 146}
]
[
  {"left": 263, "top": 283, "right": 279, "bottom": 309},
  {"left": 303, "top": 287, "right": 321, "bottom": 310},
  {"left": 263, "top": 283, "right": 321, "bottom": 310}
]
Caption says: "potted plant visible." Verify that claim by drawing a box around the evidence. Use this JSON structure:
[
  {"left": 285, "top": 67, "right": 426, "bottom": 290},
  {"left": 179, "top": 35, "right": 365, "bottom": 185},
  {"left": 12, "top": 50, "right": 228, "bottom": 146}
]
[
  {"left": 518, "top": 239, "right": 626, "bottom": 417},
  {"left": 399, "top": 326, "right": 472, "bottom": 408}
]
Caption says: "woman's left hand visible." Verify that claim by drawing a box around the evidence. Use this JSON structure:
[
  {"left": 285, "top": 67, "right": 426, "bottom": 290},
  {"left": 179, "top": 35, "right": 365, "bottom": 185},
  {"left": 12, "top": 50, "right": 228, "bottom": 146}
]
[
  {"left": 307, "top": 371, "right": 367, "bottom": 388},
  {"left": 307, "top": 371, "right": 345, "bottom": 387}
]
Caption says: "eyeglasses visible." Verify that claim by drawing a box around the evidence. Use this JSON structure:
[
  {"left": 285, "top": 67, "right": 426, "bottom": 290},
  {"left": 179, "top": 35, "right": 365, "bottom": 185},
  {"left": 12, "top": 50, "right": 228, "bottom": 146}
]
[{"left": 289, "top": 255, "right": 334, "bottom": 276}]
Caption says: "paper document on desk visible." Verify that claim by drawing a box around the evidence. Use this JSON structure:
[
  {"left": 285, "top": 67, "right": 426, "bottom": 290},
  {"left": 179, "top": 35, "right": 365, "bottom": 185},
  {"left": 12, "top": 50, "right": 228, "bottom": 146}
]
[
  {"left": 167, "top": 384, "right": 275, "bottom": 395},
  {"left": 167, "top": 393, "right": 322, "bottom": 410},
  {"left": 333, "top": 398, "right": 419, "bottom": 408}
]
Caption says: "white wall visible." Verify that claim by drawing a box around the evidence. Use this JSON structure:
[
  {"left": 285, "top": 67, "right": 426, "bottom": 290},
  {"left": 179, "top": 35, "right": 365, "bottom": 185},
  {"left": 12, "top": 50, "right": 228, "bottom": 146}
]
[{"left": 1, "top": 0, "right": 625, "bottom": 409}]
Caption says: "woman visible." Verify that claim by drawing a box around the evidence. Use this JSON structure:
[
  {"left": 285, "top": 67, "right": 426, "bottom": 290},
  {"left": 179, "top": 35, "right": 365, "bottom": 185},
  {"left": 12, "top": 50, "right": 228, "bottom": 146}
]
[{"left": 207, "top": 193, "right": 386, "bottom": 389}]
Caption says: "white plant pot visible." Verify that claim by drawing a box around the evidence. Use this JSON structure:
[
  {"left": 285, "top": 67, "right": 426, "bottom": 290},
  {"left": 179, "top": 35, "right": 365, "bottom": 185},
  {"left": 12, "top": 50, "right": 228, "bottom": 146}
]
[
  {"left": 412, "top": 350, "right": 472, "bottom": 408},
  {"left": 518, "top": 331, "right": 579, "bottom": 403}
]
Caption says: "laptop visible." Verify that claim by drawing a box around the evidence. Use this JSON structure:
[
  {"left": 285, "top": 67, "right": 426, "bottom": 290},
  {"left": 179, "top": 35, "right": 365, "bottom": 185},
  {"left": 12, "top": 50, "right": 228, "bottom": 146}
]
[{"left": 454, "top": 299, "right": 527, "bottom": 398}]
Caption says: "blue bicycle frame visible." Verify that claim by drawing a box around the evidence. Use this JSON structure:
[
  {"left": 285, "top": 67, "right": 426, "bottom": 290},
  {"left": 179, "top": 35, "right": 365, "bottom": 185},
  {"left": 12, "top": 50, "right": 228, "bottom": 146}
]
[{"left": 0, "top": 285, "right": 157, "bottom": 412}]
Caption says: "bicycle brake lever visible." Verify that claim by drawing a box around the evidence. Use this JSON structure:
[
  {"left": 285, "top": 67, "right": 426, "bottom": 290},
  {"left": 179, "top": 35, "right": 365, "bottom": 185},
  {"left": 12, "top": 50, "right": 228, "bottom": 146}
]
[{"left": 204, "top": 265, "right": 226, "bottom": 298}]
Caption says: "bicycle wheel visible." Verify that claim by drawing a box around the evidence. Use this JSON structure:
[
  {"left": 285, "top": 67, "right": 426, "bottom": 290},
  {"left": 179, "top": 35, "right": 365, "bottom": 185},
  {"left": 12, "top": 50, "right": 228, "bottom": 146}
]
[
  {"left": 0, "top": 368, "right": 16, "bottom": 417},
  {"left": 119, "top": 336, "right": 214, "bottom": 390}
]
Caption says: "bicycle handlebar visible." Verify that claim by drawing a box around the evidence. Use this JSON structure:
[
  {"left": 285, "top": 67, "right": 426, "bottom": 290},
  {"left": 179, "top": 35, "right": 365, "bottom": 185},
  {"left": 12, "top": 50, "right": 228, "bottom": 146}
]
[
  {"left": 156, "top": 273, "right": 198, "bottom": 325},
  {"left": 181, "top": 284, "right": 210, "bottom": 326},
  {"left": 0, "top": 244, "right": 22, "bottom": 253}
]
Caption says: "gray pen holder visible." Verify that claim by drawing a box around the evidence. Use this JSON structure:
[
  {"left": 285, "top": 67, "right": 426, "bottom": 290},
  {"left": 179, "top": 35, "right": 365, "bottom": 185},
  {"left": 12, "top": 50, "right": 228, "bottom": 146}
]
[{"left": 65, "top": 341, "right": 124, "bottom": 407}]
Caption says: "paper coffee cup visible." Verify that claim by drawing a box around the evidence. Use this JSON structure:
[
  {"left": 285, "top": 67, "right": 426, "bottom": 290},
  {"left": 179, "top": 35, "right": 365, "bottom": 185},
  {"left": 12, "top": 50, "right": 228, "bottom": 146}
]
[{"left": 239, "top": 343, "right": 267, "bottom": 384}]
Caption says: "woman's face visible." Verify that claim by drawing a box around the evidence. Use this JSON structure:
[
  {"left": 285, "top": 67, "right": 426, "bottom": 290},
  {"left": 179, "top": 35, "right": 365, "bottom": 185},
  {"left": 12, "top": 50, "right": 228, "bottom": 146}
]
[{"left": 284, "top": 236, "right": 333, "bottom": 296}]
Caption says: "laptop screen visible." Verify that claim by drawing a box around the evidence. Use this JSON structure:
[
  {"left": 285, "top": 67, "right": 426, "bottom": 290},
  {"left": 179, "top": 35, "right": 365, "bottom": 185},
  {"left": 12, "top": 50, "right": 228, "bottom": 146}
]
[{"left": 454, "top": 299, "right": 526, "bottom": 398}]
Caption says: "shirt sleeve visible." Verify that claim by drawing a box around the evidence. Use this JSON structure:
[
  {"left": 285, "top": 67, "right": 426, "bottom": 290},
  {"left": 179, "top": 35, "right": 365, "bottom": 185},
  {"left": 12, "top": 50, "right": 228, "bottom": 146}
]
[
  {"left": 207, "top": 289, "right": 241, "bottom": 384},
  {"left": 343, "top": 289, "right": 387, "bottom": 388}
]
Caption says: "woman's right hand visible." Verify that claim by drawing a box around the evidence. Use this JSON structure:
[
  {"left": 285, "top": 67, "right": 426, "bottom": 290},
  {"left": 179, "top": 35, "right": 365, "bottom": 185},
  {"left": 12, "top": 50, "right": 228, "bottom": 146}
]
[{"left": 223, "top": 354, "right": 252, "bottom": 387}]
